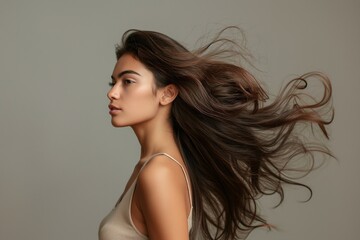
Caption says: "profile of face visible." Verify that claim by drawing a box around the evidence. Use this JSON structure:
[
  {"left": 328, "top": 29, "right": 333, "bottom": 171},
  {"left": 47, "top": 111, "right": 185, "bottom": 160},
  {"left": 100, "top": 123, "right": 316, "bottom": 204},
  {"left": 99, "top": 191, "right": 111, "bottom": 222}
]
[{"left": 107, "top": 54, "right": 161, "bottom": 128}]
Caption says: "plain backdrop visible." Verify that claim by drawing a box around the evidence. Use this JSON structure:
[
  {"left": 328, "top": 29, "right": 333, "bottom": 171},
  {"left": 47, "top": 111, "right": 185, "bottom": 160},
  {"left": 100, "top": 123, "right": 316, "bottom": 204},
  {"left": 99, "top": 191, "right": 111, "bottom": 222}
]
[{"left": 0, "top": 0, "right": 359, "bottom": 239}]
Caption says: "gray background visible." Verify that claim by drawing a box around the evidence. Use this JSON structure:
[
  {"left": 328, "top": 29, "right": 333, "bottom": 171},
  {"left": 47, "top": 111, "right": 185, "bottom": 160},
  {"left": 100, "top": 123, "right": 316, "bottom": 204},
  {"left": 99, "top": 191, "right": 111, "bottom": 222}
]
[{"left": 0, "top": 0, "right": 359, "bottom": 239}]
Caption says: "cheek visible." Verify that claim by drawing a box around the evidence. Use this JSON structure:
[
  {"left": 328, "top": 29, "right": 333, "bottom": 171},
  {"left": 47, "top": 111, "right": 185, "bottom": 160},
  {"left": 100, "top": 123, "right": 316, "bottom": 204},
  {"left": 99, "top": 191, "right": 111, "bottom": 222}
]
[
  {"left": 129, "top": 97, "right": 158, "bottom": 117},
  {"left": 128, "top": 86, "right": 157, "bottom": 110},
  {"left": 113, "top": 87, "right": 159, "bottom": 126}
]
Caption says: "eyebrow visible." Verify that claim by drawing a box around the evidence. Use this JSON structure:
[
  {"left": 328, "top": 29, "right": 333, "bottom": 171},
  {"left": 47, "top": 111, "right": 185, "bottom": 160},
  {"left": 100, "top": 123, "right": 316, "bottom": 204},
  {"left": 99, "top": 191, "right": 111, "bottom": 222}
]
[{"left": 111, "top": 70, "right": 141, "bottom": 80}]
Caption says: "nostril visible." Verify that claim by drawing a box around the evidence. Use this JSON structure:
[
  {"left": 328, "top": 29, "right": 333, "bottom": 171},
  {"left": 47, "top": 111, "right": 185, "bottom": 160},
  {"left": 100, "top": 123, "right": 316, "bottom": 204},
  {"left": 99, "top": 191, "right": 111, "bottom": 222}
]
[
  {"left": 108, "top": 89, "right": 120, "bottom": 100},
  {"left": 107, "top": 88, "right": 115, "bottom": 99},
  {"left": 107, "top": 91, "right": 114, "bottom": 100}
]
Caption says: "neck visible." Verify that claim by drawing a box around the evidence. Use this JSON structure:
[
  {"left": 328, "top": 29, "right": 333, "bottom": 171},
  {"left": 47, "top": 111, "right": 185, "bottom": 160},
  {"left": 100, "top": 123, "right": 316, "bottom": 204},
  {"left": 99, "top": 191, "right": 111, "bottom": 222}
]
[{"left": 132, "top": 118, "right": 178, "bottom": 159}]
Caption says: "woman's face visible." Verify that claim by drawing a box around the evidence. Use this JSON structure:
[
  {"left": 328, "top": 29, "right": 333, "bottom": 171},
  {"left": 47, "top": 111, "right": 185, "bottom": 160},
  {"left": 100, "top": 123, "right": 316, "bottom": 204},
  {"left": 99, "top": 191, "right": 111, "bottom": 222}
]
[{"left": 107, "top": 54, "right": 161, "bottom": 128}]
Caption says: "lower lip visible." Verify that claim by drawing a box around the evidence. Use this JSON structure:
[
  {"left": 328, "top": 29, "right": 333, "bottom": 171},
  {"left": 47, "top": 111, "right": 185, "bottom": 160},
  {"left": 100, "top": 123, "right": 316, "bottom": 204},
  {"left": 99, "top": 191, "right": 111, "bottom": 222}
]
[{"left": 109, "top": 109, "right": 122, "bottom": 115}]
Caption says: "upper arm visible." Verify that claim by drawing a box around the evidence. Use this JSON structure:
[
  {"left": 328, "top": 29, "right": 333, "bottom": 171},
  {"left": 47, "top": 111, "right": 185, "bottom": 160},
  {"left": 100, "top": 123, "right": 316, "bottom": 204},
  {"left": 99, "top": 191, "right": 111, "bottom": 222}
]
[{"left": 136, "top": 156, "right": 190, "bottom": 240}]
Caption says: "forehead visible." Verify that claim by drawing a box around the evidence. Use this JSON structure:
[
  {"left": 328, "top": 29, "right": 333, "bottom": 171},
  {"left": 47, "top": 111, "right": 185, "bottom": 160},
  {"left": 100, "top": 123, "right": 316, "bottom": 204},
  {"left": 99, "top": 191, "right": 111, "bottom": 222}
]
[{"left": 112, "top": 54, "right": 152, "bottom": 77}]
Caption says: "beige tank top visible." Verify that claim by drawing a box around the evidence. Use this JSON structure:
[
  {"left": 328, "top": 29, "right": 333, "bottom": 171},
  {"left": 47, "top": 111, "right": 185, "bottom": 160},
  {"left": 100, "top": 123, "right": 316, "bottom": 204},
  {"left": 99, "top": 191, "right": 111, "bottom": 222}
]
[{"left": 98, "top": 153, "right": 193, "bottom": 240}]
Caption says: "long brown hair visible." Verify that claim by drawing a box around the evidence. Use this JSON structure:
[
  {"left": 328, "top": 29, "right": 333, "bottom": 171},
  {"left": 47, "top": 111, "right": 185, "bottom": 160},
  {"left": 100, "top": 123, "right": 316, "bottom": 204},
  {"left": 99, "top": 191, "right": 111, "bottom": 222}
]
[{"left": 115, "top": 27, "right": 334, "bottom": 240}]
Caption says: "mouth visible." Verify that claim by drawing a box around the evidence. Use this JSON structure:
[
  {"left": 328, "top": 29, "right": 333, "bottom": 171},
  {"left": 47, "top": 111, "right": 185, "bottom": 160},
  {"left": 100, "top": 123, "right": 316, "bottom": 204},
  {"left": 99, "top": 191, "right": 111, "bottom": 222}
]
[{"left": 108, "top": 104, "right": 122, "bottom": 115}]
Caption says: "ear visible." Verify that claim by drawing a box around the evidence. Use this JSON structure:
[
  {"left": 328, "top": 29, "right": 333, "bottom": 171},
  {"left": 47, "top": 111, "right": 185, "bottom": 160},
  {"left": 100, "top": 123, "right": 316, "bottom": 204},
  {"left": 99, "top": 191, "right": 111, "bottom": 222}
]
[{"left": 159, "top": 84, "right": 178, "bottom": 106}]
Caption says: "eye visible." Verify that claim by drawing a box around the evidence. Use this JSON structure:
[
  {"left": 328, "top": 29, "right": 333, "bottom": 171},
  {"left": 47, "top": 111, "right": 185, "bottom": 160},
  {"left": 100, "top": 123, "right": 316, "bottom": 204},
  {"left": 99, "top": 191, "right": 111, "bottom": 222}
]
[
  {"left": 108, "top": 81, "right": 115, "bottom": 87},
  {"left": 123, "top": 79, "right": 134, "bottom": 85}
]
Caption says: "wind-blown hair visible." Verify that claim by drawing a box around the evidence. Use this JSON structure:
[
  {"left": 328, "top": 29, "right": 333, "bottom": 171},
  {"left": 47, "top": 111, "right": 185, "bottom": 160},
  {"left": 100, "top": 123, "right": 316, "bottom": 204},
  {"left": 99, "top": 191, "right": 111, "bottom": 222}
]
[{"left": 115, "top": 27, "right": 334, "bottom": 240}]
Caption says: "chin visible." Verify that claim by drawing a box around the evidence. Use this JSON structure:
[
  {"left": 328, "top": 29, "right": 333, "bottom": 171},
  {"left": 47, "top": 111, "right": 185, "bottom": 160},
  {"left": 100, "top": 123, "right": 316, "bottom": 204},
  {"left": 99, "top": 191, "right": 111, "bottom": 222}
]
[{"left": 111, "top": 119, "right": 128, "bottom": 128}]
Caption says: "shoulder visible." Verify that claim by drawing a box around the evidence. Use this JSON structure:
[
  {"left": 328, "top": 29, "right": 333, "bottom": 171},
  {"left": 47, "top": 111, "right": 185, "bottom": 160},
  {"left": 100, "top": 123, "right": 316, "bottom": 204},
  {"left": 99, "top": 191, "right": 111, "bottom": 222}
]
[
  {"left": 135, "top": 154, "right": 190, "bottom": 239},
  {"left": 137, "top": 154, "right": 186, "bottom": 193},
  {"left": 135, "top": 154, "right": 189, "bottom": 209}
]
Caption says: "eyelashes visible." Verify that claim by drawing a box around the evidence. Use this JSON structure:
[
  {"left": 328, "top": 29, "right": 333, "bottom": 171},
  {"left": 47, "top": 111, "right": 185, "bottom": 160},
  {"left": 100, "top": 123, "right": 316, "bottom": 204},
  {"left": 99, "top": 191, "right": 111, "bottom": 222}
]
[{"left": 108, "top": 79, "right": 134, "bottom": 87}]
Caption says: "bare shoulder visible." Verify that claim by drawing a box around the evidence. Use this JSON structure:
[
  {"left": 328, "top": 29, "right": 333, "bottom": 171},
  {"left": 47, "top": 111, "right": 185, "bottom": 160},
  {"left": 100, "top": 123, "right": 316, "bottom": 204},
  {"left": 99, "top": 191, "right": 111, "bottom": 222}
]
[
  {"left": 137, "top": 154, "right": 186, "bottom": 191},
  {"left": 135, "top": 154, "right": 190, "bottom": 239}
]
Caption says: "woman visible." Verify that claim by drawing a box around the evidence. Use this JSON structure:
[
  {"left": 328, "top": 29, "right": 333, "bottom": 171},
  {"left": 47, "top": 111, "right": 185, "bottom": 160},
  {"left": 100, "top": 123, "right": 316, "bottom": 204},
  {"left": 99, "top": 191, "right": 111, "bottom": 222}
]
[{"left": 99, "top": 27, "right": 334, "bottom": 240}]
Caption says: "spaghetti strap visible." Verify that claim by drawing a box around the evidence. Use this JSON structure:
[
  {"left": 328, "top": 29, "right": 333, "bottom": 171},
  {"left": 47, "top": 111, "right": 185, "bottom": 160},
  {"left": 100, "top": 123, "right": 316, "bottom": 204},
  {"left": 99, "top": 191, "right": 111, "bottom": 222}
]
[
  {"left": 100, "top": 153, "right": 193, "bottom": 240},
  {"left": 139, "top": 152, "right": 193, "bottom": 208}
]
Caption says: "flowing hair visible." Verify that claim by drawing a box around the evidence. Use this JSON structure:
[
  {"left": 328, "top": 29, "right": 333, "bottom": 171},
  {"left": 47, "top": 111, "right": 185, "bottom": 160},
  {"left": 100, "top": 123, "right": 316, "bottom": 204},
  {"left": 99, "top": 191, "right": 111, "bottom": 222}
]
[{"left": 114, "top": 27, "right": 334, "bottom": 240}]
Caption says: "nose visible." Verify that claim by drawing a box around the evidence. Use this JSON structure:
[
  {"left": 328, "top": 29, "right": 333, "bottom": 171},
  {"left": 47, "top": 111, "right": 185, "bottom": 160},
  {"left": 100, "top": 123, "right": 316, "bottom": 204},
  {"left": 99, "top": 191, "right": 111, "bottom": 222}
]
[{"left": 107, "top": 86, "right": 120, "bottom": 100}]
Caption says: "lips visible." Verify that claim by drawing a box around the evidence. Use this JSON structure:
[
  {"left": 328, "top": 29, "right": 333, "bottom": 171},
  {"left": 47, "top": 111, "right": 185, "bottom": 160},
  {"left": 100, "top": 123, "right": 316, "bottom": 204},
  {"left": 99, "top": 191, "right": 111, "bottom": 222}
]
[
  {"left": 108, "top": 104, "right": 121, "bottom": 110},
  {"left": 108, "top": 104, "right": 122, "bottom": 115}
]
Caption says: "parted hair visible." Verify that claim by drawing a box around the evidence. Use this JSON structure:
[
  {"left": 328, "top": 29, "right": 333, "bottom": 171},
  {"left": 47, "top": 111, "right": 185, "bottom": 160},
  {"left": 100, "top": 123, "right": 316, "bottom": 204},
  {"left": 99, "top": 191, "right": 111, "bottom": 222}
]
[{"left": 115, "top": 27, "right": 334, "bottom": 240}]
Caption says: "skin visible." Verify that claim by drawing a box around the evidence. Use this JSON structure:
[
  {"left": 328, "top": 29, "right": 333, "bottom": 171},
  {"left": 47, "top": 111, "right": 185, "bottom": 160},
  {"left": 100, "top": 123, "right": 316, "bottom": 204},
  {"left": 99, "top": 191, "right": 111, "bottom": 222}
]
[{"left": 107, "top": 54, "right": 191, "bottom": 240}]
